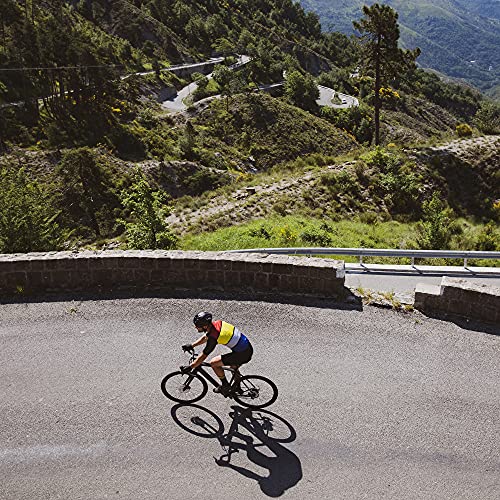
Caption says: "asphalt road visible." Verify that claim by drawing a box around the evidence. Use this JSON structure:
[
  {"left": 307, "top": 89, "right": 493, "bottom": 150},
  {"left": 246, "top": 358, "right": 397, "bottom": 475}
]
[{"left": 1, "top": 296, "right": 499, "bottom": 499}]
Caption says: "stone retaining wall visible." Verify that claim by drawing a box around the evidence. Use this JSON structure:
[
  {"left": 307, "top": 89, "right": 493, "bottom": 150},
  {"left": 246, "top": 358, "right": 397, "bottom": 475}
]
[
  {"left": 0, "top": 250, "right": 346, "bottom": 299},
  {"left": 414, "top": 277, "right": 500, "bottom": 325}
]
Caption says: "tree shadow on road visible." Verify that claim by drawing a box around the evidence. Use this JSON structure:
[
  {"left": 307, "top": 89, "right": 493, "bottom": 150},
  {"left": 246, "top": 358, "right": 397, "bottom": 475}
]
[{"left": 170, "top": 404, "right": 302, "bottom": 497}]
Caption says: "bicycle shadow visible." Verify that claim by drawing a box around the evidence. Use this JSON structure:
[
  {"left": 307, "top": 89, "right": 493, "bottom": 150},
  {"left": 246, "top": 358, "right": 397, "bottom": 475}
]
[{"left": 170, "top": 404, "right": 302, "bottom": 497}]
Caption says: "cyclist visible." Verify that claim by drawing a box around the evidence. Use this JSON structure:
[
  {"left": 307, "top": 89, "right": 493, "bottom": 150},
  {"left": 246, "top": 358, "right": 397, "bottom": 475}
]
[{"left": 181, "top": 311, "right": 253, "bottom": 396}]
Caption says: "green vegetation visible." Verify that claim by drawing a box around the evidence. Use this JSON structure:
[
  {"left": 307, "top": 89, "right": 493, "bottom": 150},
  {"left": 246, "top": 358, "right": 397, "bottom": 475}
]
[
  {"left": 181, "top": 216, "right": 416, "bottom": 253},
  {"left": 473, "top": 101, "right": 500, "bottom": 134},
  {"left": 180, "top": 215, "right": 500, "bottom": 264},
  {"left": 194, "top": 93, "right": 357, "bottom": 170},
  {"left": 55, "top": 147, "right": 122, "bottom": 238},
  {"left": 0, "top": 165, "right": 71, "bottom": 253},
  {"left": 119, "top": 169, "right": 177, "bottom": 250},
  {"left": 0, "top": 1, "right": 498, "bottom": 256}
]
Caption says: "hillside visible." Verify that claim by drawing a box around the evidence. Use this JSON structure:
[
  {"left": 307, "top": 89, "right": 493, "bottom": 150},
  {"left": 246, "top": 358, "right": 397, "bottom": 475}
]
[
  {"left": 167, "top": 135, "right": 500, "bottom": 234},
  {"left": 0, "top": 1, "right": 499, "bottom": 254},
  {"left": 300, "top": 0, "right": 500, "bottom": 93}
]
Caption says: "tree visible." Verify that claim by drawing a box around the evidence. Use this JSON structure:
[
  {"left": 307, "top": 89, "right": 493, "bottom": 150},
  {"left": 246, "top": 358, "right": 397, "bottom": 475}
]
[
  {"left": 353, "top": 4, "right": 420, "bottom": 145},
  {"left": 212, "top": 65, "right": 232, "bottom": 89},
  {"left": 0, "top": 165, "right": 70, "bottom": 253},
  {"left": 473, "top": 101, "right": 500, "bottom": 134},
  {"left": 178, "top": 121, "right": 197, "bottom": 160},
  {"left": 284, "top": 70, "right": 319, "bottom": 112},
  {"left": 55, "top": 148, "right": 119, "bottom": 238},
  {"left": 152, "top": 59, "right": 161, "bottom": 78},
  {"left": 118, "top": 170, "right": 177, "bottom": 250}
]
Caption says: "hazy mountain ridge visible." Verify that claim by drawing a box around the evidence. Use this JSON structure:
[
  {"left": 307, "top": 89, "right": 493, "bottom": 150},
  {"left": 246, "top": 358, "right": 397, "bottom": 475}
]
[{"left": 300, "top": 0, "right": 500, "bottom": 92}]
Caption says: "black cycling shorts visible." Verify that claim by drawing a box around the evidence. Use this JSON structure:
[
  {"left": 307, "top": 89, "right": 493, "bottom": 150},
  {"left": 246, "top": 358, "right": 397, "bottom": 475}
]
[{"left": 221, "top": 344, "right": 253, "bottom": 366}]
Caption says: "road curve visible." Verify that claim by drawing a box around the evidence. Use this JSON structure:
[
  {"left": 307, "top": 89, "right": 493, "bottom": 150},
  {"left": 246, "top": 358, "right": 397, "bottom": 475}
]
[
  {"left": 161, "top": 57, "right": 358, "bottom": 112},
  {"left": 1, "top": 296, "right": 499, "bottom": 499}
]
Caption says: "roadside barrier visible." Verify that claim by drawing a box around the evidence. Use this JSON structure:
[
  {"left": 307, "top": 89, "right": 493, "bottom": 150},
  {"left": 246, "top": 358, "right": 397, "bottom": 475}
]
[
  {"left": 0, "top": 250, "right": 346, "bottom": 299},
  {"left": 415, "top": 277, "right": 500, "bottom": 326}
]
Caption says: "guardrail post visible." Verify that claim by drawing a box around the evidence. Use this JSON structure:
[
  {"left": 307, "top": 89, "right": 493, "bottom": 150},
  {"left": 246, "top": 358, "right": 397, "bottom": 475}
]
[
  {"left": 411, "top": 257, "right": 415, "bottom": 266},
  {"left": 464, "top": 257, "right": 468, "bottom": 268}
]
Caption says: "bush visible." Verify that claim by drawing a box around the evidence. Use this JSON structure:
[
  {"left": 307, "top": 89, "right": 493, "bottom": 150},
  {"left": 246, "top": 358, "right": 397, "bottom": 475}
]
[
  {"left": 277, "top": 225, "right": 298, "bottom": 245},
  {"left": 361, "top": 146, "right": 400, "bottom": 171},
  {"left": 300, "top": 226, "right": 332, "bottom": 246},
  {"left": 182, "top": 169, "right": 227, "bottom": 196},
  {"left": 248, "top": 224, "right": 272, "bottom": 240},
  {"left": 475, "top": 222, "right": 500, "bottom": 251},
  {"left": 416, "top": 193, "right": 455, "bottom": 249},
  {"left": 455, "top": 123, "right": 473, "bottom": 137},
  {"left": 473, "top": 101, "right": 500, "bottom": 134}
]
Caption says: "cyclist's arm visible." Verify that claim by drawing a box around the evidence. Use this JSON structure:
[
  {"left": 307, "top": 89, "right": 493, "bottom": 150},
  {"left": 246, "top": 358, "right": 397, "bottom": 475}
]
[
  {"left": 191, "top": 335, "right": 208, "bottom": 348},
  {"left": 190, "top": 336, "right": 216, "bottom": 369}
]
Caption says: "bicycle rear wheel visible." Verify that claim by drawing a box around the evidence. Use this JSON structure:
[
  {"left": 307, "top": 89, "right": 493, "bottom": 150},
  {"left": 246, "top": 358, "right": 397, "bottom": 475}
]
[
  {"left": 232, "top": 375, "right": 278, "bottom": 409},
  {"left": 160, "top": 371, "right": 208, "bottom": 404}
]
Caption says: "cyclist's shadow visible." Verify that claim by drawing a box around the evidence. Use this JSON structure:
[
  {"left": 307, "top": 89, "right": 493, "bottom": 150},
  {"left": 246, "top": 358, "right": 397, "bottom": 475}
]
[{"left": 170, "top": 404, "right": 302, "bottom": 497}]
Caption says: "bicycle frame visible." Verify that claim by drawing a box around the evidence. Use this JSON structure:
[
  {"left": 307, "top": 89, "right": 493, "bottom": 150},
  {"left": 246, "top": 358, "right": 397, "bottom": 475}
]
[{"left": 186, "top": 351, "right": 241, "bottom": 388}]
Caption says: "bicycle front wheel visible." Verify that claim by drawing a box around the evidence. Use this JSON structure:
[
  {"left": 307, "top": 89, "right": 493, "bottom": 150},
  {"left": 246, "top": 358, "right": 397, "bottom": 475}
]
[
  {"left": 232, "top": 375, "right": 278, "bottom": 409},
  {"left": 160, "top": 371, "right": 208, "bottom": 404}
]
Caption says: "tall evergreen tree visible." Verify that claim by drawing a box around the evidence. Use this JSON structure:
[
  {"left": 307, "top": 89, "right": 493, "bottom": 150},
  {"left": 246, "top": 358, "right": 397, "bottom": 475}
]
[{"left": 353, "top": 3, "right": 420, "bottom": 145}]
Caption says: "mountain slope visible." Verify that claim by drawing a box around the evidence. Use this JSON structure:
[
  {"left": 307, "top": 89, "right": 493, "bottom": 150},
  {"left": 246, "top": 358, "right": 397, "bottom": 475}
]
[{"left": 300, "top": 0, "right": 500, "bottom": 92}]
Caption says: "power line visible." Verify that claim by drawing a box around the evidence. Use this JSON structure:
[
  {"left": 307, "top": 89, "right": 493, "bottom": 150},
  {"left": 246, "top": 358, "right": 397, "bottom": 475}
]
[{"left": 0, "top": 64, "right": 124, "bottom": 73}]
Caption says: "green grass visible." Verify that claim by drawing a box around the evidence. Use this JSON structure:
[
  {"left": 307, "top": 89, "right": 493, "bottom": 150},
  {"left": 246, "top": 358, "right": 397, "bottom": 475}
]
[
  {"left": 179, "top": 215, "right": 500, "bottom": 266},
  {"left": 180, "top": 216, "right": 417, "bottom": 260}
]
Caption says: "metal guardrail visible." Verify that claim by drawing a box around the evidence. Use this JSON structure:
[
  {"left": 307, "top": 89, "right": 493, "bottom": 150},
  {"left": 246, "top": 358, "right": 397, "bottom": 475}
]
[{"left": 227, "top": 247, "right": 500, "bottom": 268}]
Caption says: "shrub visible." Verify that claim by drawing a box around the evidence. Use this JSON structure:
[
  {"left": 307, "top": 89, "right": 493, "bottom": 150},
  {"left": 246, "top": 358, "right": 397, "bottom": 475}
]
[
  {"left": 277, "top": 225, "right": 298, "bottom": 245},
  {"left": 182, "top": 169, "right": 228, "bottom": 196},
  {"left": 300, "top": 226, "right": 332, "bottom": 246},
  {"left": 248, "top": 224, "right": 272, "bottom": 240},
  {"left": 475, "top": 222, "right": 500, "bottom": 251},
  {"left": 416, "top": 193, "right": 454, "bottom": 249},
  {"left": 455, "top": 123, "right": 473, "bottom": 137},
  {"left": 361, "top": 146, "right": 400, "bottom": 171},
  {"left": 473, "top": 102, "right": 500, "bottom": 134}
]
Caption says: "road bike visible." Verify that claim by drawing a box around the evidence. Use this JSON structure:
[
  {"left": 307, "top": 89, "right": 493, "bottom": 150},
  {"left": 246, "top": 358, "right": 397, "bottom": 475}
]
[{"left": 160, "top": 347, "right": 278, "bottom": 409}]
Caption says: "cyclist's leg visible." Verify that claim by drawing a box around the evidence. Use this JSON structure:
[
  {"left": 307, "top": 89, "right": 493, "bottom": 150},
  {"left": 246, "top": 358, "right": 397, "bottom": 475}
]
[
  {"left": 210, "top": 355, "right": 232, "bottom": 396},
  {"left": 209, "top": 355, "right": 226, "bottom": 379}
]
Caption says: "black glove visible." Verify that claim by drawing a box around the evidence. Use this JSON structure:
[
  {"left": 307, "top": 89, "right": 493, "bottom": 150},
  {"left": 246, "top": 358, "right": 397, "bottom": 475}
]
[
  {"left": 180, "top": 365, "right": 192, "bottom": 374},
  {"left": 182, "top": 344, "right": 193, "bottom": 352}
]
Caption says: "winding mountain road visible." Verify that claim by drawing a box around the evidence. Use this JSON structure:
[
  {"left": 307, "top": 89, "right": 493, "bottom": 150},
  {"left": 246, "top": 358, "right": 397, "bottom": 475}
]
[
  {"left": 161, "top": 57, "right": 358, "bottom": 112},
  {"left": 1, "top": 296, "right": 499, "bottom": 499}
]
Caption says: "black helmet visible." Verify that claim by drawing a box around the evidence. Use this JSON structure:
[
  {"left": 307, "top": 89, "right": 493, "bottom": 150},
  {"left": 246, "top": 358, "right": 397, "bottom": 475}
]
[{"left": 193, "top": 311, "right": 212, "bottom": 327}]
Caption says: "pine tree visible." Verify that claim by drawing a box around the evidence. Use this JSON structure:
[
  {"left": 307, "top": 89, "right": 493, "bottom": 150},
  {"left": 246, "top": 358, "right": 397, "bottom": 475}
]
[{"left": 353, "top": 3, "right": 420, "bottom": 145}]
